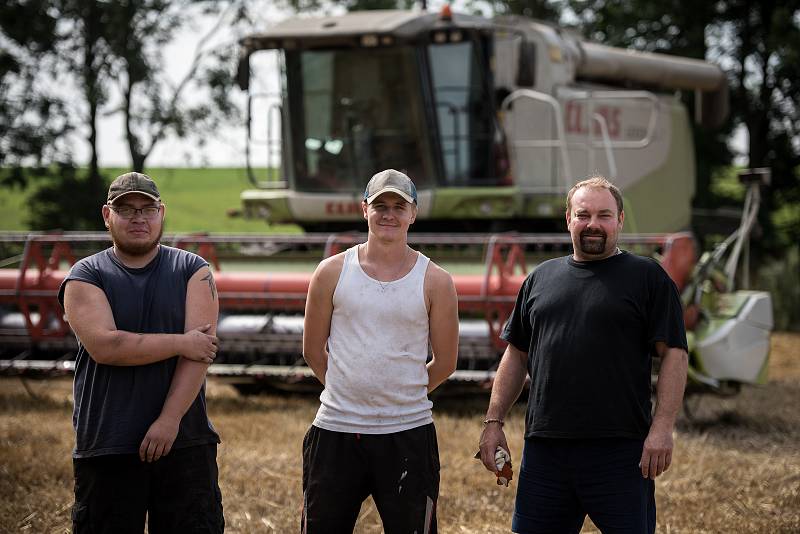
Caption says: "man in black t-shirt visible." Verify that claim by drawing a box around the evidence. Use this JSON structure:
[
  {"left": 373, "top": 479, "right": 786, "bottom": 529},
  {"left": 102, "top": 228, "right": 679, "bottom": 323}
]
[
  {"left": 58, "top": 172, "right": 224, "bottom": 533},
  {"left": 478, "top": 176, "right": 688, "bottom": 534}
]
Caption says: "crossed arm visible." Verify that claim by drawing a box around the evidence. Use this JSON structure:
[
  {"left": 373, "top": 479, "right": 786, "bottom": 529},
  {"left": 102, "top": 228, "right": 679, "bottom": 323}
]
[
  {"left": 63, "top": 266, "right": 219, "bottom": 462},
  {"left": 63, "top": 271, "right": 218, "bottom": 366}
]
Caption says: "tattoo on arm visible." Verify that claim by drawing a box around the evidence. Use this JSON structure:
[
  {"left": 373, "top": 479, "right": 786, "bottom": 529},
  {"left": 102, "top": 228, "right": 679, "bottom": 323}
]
[{"left": 201, "top": 272, "right": 217, "bottom": 301}]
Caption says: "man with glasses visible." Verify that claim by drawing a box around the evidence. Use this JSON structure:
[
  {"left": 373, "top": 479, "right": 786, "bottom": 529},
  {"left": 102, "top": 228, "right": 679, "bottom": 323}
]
[{"left": 58, "top": 172, "right": 224, "bottom": 533}]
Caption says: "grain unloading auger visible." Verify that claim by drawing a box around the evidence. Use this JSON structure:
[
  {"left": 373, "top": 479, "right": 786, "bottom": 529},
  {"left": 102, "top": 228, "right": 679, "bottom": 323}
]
[{"left": 0, "top": 211, "right": 772, "bottom": 398}]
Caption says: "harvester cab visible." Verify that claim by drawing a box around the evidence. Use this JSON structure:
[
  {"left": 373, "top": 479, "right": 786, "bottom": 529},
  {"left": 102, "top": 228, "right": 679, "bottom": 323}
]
[{"left": 236, "top": 8, "right": 727, "bottom": 233}]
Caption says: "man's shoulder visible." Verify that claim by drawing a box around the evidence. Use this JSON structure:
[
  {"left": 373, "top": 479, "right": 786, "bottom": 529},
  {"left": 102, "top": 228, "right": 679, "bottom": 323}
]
[
  {"left": 619, "top": 251, "right": 669, "bottom": 277},
  {"left": 620, "top": 250, "right": 658, "bottom": 265},
  {"left": 59, "top": 249, "right": 114, "bottom": 305},
  {"left": 158, "top": 244, "right": 202, "bottom": 261},
  {"left": 424, "top": 258, "right": 453, "bottom": 283},
  {"left": 319, "top": 249, "right": 348, "bottom": 273},
  {"left": 528, "top": 255, "right": 570, "bottom": 279},
  {"left": 158, "top": 245, "right": 209, "bottom": 272},
  {"left": 614, "top": 252, "right": 680, "bottom": 297},
  {"left": 423, "top": 259, "right": 456, "bottom": 299},
  {"left": 70, "top": 248, "right": 114, "bottom": 274},
  {"left": 540, "top": 255, "right": 571, "bottom": 269},
  {"left": 313, "top": 250, "right": 348, "bottom": 289}
]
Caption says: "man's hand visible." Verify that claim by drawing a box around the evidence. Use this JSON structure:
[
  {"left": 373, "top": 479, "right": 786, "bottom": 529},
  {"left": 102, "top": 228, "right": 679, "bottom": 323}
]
[
  {"left": 479, "top": 423, "right": 510, "bottom": 474},
  {"left": 642, "top": 343, "right": 686, "bottom": 479},
  {"left": 640, "top": 423, "right": 673, "bottom": 479},
  {"left": 178, "top": 324, "right": 218, "bottom": 363},
  {"left": 139, "top": 415, "right": 180, "bottom": 463}
]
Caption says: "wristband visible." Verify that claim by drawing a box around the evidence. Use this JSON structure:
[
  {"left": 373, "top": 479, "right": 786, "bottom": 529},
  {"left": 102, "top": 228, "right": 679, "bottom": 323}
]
[{"left": 482, "top": 418, "right": 504, "bottom": 427}]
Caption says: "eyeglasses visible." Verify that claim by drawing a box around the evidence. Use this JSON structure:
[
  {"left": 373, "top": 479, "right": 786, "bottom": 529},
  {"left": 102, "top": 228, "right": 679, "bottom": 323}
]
[{"left": 108, "top": 204, "right": 162, "bottom": 219}]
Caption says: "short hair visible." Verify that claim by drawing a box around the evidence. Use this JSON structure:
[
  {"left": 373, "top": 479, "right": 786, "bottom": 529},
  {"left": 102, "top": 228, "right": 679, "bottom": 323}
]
[{"left": 566, "top": 175, "right": 623, "bottom": 216}]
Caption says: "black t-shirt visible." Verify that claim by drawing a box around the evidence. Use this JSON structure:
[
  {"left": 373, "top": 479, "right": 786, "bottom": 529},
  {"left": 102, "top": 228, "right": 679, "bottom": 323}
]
[
  {"left": 58, "top": 246, "right": 220, "bottom": 458},
  {"left": 502, "top": 251, "right": 687, "bottom": 440}
]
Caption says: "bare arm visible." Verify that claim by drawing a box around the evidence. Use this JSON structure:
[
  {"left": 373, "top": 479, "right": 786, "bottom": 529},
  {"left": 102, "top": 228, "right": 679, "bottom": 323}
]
[
  {"left": 63, "top": 280, "right": 218, "bottom": 365},
  {"left": 425, "top": 264, "right": 459, "bottom": 392},
  {"left": 140, "top": 266, "right": 220, "bottom": 462},
  {"left": 479, "top": 343, "right": 528, "bottom": 473},
  {"left": 302, "top": 255, "right": 344, "bottom": 386},
  {"left": 640, "top": 342, "right": 688, "bottom": 479}
]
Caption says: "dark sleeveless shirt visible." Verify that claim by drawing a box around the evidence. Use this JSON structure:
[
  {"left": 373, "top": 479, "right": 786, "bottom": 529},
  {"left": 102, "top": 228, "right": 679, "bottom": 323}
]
[{"left": 58, "top": 245, "right": 220, "bottom": 458}]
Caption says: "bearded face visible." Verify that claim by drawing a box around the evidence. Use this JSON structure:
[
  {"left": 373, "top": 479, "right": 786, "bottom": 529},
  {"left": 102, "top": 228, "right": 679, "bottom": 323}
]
[
  {"left": 107, "top": 217, "right": 164, "bottom": 256},
  {"left": 103, "top": 194, "right": 164, "bottom": 259},
  {"left": 566, "top": 187, "right": 624, "bottom": 261},
  {"left": 578, "top": 227, "right": 608, "bottom": 255}
]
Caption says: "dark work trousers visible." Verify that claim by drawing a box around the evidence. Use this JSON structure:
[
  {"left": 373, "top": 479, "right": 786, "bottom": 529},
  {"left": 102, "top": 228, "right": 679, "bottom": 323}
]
[
  {"left": 302, "top": 423, "right": 439, "bottom": 534},
  {"left": 513, "top": 437, "right": 655, "bottom": 534},
  {"left": 71, "top": 443, "right": 224, "bottom": 534}
]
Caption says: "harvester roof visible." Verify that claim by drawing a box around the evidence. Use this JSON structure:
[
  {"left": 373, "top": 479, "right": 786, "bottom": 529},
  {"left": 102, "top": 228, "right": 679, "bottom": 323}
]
[{"left": 239, "top": 9, "right": 494, "bottom": 51}]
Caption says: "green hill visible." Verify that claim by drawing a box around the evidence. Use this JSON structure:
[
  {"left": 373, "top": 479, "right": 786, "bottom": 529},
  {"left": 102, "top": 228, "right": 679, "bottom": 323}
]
[{"left": 0, "top": 167, "right": 300, "bottom": 233}]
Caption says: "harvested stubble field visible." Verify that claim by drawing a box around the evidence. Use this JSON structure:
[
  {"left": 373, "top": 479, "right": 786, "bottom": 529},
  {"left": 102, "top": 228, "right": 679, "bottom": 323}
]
[{"left": 1, "top": 333, "right": 798, "bottom": 533}]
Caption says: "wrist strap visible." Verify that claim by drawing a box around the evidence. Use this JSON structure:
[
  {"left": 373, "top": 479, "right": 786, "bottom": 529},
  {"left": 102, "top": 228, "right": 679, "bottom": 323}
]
[{"left": 482, "top": 418, "right": 504, "bottom": 427}]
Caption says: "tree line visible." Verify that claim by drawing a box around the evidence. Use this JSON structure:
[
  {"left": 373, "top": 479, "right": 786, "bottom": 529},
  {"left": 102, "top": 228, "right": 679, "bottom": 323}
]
[{"left": 1, "top": 0, "right": 246, "bottom": 229}]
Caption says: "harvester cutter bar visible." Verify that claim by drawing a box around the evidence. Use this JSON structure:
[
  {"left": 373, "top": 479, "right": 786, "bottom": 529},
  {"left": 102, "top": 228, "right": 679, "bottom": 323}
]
[{"left": 0, "top": 231, "right": 680, "bottom": 383}]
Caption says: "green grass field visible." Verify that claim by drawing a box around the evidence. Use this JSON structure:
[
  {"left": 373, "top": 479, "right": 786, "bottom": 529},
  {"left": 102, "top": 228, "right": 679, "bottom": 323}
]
[
  {"left": 0, "top": 182, "right": 29, "bottom": 232},
  {"left": 0, "top": 167, "right": 300, "bottom": 234}
]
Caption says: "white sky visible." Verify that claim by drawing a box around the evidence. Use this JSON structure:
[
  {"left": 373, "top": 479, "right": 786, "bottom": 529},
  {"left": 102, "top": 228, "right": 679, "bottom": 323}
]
[{"left": 81, "top": 1, "right": 293, "bottom": 168}]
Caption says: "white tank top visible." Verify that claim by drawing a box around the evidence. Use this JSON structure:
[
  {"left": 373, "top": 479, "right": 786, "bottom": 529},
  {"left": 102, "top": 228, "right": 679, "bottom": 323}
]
[{"left": 313, "top": 245, "right": 433, "bottom": 434}]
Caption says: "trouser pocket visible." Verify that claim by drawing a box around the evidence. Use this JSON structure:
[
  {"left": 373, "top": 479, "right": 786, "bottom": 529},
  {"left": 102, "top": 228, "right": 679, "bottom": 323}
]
[{"left": 71, "top": 502, "right": 90, "bottom": 534}]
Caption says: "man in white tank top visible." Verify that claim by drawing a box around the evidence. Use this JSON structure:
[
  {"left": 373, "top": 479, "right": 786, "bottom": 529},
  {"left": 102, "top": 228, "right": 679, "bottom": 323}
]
[{"left": 302, "top": 169, "right": 459, "bottom": 534}]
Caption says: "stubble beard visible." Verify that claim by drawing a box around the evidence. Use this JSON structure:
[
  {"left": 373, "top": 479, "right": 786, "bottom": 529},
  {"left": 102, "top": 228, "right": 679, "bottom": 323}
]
[
  {"left": 108, "top": 222, "right": 163, "bottom": 257},
  {"left": 579, "top": 230, "right": 608, "bottom": 255}
]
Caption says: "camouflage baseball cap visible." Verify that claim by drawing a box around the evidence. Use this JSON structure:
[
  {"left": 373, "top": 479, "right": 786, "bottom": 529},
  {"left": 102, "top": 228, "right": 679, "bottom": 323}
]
[
  {"left": 107, "top": 172, "right": 161, "bottom": 204},
  {"left": 364, "top": 169, "right": 417, "bottom": 204}
]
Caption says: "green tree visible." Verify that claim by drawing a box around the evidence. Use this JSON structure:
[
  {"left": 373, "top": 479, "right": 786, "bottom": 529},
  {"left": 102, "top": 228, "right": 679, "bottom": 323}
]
[
  {"left": 475, "top": 0, "right": 562, "bottom": 20},
  {"left": 566, "top": 0, "right": 800, "bottom": 251},
  {"left": 0, "top": 1, "right": 106, "bottom": 230},
  {"left": 103, "top": 1, "right": 245, "bottom": 172},
  {"left": 57, "top": 0, "right": 115, "bottom": 213},
  {"left": 0, "top": 1, "right": 70, "bottom": 173},
  {"left": 1, "top": 1, "right": 246, "bottom": 230},
  {"left": 721, "top": 0, "right": 800, "bottom": 250}
]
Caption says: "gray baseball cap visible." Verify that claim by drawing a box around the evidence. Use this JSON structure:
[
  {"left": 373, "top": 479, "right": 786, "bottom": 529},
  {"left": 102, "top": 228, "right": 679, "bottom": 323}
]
[
  {"left": 107, "top": 172, "right": 161, "bottom": 204},
  {"left": 364, "top": 169, "right": 417, "bottom": 204}
]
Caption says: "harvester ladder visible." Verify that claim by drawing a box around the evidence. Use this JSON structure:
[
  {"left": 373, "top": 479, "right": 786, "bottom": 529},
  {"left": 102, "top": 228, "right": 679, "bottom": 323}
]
[
  {"left": 245, "top": 91, "right": 285, "bottom": 189},
  {"left": 502, "top": 88, "right": 660, "bottom": 187}
]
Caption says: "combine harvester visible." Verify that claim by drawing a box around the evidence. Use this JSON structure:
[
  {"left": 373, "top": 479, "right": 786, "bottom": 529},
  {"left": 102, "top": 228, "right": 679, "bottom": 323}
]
[{"left": 0, "top": 8, "right": 772, "bottom": 403}]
